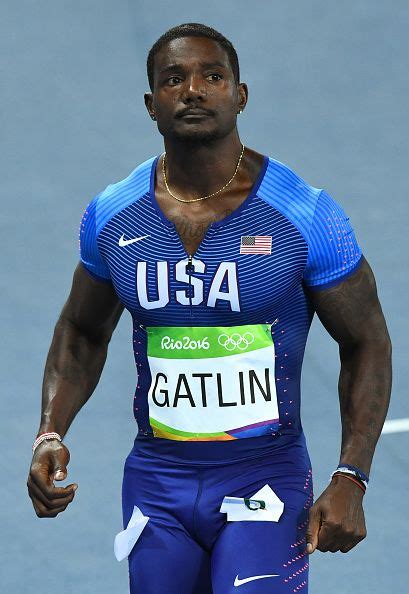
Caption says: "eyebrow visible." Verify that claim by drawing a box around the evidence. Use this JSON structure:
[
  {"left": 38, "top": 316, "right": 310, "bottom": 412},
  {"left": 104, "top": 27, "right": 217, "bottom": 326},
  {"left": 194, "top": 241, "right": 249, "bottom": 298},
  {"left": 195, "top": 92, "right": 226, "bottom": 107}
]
[{"left": 159, "top": 61, "right": 227, "bottom": 74}]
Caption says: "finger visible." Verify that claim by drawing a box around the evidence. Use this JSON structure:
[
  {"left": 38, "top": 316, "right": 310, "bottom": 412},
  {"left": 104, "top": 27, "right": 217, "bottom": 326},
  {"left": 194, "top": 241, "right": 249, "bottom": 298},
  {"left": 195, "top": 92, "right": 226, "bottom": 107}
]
[
  {"left": 339, "top": 529, "right": 367, "bottom": 553},
  {"left": 34, "top": 501, "right": 70, "bottom": 517},
  {"left": 51, "top": 461, "right": 68, "bottom": 482},
  {"left": 30, "top": 466, "right": 77, "bottom": 499},
  {"left": 340, "top": 541, "right": 359, "bottom": 553},
  {"left": 28, "top": 476, "right": 76, "bottom": 509},
  {"left": 30, "top": 468, "right": 77, "bottom": 498},
  {"left": 316, "top": 522, "right": 340, "bottom": 553},
  {"left": 53, "top": 462, "right": 68, "bottom": 481},
  {"left": 306, "top": 507, "right": 321, "bottom": 554},
  {"left": 33, "top": 500, "right": 69, "bottom": 518},
  {"left": 28, "top": 485, "right": 73, "bottom": 512}
]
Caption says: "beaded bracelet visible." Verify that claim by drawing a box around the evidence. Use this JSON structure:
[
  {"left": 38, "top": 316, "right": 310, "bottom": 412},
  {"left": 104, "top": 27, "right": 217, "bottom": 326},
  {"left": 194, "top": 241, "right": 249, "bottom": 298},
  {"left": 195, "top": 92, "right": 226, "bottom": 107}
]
[{"left": 32, "top": 432, "right": 62, "bottom": 454}]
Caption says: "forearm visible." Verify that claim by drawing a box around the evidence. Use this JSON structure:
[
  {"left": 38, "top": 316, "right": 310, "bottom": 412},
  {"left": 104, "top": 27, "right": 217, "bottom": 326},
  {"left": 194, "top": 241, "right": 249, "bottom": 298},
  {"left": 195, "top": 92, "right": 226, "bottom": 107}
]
[
  {"left": 338, "top": 337, "right": 392, "bottom": 475},
  {"left": 38, "top": 316, "right": 109, "bottom": 439}
]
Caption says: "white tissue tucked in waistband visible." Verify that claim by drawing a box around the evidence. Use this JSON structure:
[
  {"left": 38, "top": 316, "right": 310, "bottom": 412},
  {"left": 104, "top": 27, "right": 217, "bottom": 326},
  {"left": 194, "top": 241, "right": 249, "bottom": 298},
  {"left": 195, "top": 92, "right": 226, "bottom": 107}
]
[{"left": 114, "top": 505, "right": 149, "bottom": 561}]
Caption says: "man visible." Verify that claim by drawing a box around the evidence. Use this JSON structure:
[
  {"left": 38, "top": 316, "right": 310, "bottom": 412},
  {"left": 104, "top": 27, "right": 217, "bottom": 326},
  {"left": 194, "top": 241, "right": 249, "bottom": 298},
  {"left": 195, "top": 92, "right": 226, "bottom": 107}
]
[{"left": 27, "top": 23, "right": 392, "bottom": 594}]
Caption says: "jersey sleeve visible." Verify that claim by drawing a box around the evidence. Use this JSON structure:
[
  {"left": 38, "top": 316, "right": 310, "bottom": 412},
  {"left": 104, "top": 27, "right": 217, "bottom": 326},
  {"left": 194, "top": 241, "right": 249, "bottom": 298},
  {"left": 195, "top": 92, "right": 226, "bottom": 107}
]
[
  {"left": 303, "top": 189, "right": 363, "bottom": 290},
  {"left": 78, "top": 195, "right": 112, "bottom": 283}
]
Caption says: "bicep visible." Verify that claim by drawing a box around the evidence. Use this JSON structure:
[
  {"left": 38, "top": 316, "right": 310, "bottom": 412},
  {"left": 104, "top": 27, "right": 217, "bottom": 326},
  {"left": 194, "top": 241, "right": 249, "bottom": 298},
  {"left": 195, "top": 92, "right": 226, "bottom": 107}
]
[
  {"left": 305, "top": 256, "right": 390, "bottom": 347},
  {"left": 60, "top": 263, "right": 124, "bottom": 342}
]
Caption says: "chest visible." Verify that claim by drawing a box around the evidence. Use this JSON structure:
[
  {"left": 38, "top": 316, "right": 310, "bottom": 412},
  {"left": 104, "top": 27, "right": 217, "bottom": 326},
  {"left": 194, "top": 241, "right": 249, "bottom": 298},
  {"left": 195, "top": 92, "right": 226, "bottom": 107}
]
[
  {"left": 154, "top": 187, "right": 251, "bottom": 256},
  {"left": 98, "top": 196, "right": 309, "bottom": 325}
]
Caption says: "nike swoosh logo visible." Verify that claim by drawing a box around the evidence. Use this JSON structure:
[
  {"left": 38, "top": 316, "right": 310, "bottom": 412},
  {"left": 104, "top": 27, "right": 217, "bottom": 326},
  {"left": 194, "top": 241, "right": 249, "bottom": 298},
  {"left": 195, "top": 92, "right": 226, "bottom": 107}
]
[
  {"left": 118, "top": 234, "right": 150, "bottom": 247},
  {"left": 234, "top": 574, "right": 279, "bottom": 587}
]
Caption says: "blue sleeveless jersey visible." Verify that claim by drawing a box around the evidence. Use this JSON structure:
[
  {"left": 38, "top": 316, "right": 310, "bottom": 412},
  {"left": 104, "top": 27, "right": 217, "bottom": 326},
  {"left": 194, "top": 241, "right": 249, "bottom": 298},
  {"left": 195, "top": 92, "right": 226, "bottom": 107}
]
[{"left": 79, "top": 154, "right": 362, "bottom": 442}]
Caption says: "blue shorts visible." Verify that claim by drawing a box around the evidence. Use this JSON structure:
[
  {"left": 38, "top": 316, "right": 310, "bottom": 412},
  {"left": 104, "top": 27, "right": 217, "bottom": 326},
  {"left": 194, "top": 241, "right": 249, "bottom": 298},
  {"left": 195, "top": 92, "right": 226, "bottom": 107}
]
[{"left": 122, "top": 432, "right": 313, "bottom": 594}]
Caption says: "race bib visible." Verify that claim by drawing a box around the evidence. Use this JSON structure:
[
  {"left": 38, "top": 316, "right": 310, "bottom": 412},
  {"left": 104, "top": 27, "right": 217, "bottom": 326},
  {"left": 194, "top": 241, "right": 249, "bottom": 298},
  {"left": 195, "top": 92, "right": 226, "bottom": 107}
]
[{"left": 146, "top": 324, "right": 279, "bottom": 441}]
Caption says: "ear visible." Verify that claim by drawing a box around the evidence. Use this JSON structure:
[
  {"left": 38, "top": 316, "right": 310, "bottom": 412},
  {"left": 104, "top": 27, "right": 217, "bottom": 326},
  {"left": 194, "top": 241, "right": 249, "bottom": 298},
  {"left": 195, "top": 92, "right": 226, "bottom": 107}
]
[
  {"left": 237, "top": 82, "right": 248, "bottom": 113},
  {"left": 144, "top": 92, "right": 155, "bottom": 119}
]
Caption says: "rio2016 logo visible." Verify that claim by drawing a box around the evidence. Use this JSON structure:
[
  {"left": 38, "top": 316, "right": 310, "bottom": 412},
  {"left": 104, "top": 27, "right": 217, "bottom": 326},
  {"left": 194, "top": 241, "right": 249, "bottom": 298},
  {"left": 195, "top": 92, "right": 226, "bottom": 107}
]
[
  {"left": 159, "top": 332, "right": 256, "bottom": 352},
  {"left": 161, "top": 336, "right": 210, "bottom": 350},
  {"left": 217, "top": 332, "right": 254, "bottom": 351}
]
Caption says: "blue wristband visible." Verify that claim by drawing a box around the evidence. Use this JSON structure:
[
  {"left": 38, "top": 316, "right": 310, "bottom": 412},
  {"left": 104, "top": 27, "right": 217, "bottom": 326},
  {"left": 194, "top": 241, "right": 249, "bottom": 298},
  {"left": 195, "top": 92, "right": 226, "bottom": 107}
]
[{"left": 333, "top": 464, "right": 369, "bottom": 488}]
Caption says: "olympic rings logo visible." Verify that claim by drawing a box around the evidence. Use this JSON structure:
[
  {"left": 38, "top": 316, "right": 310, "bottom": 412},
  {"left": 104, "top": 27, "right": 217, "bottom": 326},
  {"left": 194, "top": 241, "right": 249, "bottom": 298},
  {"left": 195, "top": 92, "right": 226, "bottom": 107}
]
[{"left": 217, "top": 332, "right": 254, "bottom": 351}]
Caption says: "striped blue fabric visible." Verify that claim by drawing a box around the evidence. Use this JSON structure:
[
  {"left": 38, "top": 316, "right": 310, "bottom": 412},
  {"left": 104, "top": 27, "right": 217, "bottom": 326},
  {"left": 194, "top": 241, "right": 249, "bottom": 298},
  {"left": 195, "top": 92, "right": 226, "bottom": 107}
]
[
  {"left": 94, "top": 157, "right": 154, "bottom": 236},
  {"left": 78, "top": 154, "right": 363, "bottom": 442},
  {"left": 257, "top": 157, "right": 319, "bottom": 242},
  {"left": 79, "top": 194, "right": 111, "bottom": 281},
  {"left": 303, "top": 189, "right": 362, "bottom": 288}
]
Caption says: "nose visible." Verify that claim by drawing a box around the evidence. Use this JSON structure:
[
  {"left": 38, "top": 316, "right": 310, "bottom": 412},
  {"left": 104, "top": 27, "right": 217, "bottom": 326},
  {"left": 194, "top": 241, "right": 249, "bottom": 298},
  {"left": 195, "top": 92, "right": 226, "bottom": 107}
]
[{"left": 182, "top": 74, "right": 206, "bottom": 101}]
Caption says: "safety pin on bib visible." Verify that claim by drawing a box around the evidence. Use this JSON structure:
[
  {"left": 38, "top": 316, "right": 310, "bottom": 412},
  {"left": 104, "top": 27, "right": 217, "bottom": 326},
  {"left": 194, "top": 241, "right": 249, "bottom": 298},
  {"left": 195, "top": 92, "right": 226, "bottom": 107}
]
[{"left": 244, "top": 498, "right": 266, "bottom": 511}]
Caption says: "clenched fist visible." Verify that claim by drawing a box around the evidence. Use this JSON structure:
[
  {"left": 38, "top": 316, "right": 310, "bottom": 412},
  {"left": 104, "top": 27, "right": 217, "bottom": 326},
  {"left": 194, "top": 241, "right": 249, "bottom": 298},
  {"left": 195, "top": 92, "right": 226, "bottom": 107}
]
[
  {"left": 306, "top": 474, "right": 367, "bottom": 554},
  {"left": 27, "top": 440, "right": 77, "bottom": 518}
]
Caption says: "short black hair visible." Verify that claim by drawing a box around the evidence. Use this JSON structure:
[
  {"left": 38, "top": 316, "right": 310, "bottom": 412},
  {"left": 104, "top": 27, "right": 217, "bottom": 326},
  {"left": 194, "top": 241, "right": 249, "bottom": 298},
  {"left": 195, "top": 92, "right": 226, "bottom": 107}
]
[{"left": 146, "top": 23, "right": 240, "bottom": 91}]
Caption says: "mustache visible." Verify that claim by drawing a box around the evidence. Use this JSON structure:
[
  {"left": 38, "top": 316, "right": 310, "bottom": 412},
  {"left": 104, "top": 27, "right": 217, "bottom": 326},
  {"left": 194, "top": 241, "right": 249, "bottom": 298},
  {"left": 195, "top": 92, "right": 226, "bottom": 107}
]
[{"left": 175, "top": 107, "right": 214, "bottom": 118}]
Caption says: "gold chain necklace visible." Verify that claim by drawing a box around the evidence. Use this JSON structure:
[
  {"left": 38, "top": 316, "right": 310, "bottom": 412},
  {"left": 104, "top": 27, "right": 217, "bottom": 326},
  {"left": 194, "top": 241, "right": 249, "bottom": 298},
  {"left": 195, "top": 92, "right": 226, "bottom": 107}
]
[{"left": 162, "top": 144, "right": 245, "bottom": 203}]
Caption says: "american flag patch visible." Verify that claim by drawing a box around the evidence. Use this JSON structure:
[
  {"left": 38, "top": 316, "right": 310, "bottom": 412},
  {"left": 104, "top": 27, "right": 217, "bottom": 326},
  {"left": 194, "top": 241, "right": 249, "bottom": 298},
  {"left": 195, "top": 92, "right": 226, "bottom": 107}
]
[{"left": 240, "top": 236, "right": 272, "bottom": 255}]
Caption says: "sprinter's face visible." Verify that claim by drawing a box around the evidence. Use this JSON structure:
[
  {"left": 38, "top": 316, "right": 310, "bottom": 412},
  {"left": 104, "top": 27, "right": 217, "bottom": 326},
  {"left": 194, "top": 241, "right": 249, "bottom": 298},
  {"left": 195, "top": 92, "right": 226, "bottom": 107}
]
[{"left": 145, "top": 36, "right": 247, "bottom": 142}]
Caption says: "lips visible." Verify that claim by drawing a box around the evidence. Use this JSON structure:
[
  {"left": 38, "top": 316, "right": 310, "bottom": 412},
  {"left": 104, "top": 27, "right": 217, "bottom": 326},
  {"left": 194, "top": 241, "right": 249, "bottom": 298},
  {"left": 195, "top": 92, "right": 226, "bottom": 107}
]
[{"left": 177, "top": 109, "right": 212, "bottom": 118}]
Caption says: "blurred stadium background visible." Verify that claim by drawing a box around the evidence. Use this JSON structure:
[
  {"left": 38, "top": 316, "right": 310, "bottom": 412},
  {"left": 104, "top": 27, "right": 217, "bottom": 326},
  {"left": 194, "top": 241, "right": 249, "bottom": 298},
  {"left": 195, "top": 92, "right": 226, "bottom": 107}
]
[{"left": 1, "top": 1, "right": 408, "bottom": 592}]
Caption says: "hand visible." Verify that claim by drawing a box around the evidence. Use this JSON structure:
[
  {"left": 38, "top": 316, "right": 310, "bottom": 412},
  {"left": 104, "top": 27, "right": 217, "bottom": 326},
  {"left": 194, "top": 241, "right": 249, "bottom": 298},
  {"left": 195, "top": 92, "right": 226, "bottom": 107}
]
[
  {"left": 306, "top": 475, "right": 367, "bottom": 553},
  {"left": 27, "top": 440, "right": 78, "bottom": 518}
]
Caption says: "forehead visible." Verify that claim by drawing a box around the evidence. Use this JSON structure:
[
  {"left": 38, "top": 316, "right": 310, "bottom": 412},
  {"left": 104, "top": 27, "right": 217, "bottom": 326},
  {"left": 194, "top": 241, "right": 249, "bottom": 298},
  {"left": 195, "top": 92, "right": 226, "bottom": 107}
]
[{"left": 154, "top": 36, "right": 231, "bottom": 73}]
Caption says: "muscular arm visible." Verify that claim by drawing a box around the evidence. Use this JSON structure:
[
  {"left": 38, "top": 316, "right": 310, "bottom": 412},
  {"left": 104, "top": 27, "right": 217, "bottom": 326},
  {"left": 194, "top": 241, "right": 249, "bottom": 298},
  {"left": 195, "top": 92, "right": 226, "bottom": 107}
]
[
  {"left": 28, "top": 264, "right": 124, "bottom": 517},
  {"left": 38, "top": 263, "right": 124, "bottom": 438},
  {"left": 305, "top": 256, "right": 392, "bottom": 552},
  {"left": 308, "top": 256, "right": 392, "bottom": 474}
]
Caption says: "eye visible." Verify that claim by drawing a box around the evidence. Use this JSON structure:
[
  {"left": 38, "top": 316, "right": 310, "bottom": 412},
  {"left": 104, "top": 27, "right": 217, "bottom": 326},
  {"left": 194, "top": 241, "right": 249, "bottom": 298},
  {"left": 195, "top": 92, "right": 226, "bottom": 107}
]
[
  {"left": 207, "top": 73, "right": 222, "bottom": 81},
  {"left": 167, "top": 76, "right": 182, "bottom": 85}
]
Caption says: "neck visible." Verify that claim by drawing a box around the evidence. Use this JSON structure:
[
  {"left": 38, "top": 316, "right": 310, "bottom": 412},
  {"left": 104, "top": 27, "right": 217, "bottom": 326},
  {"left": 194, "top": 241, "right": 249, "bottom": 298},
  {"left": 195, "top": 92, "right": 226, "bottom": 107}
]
[{"left": 162, "top": 131, "right": 244, "bottom": 197}]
